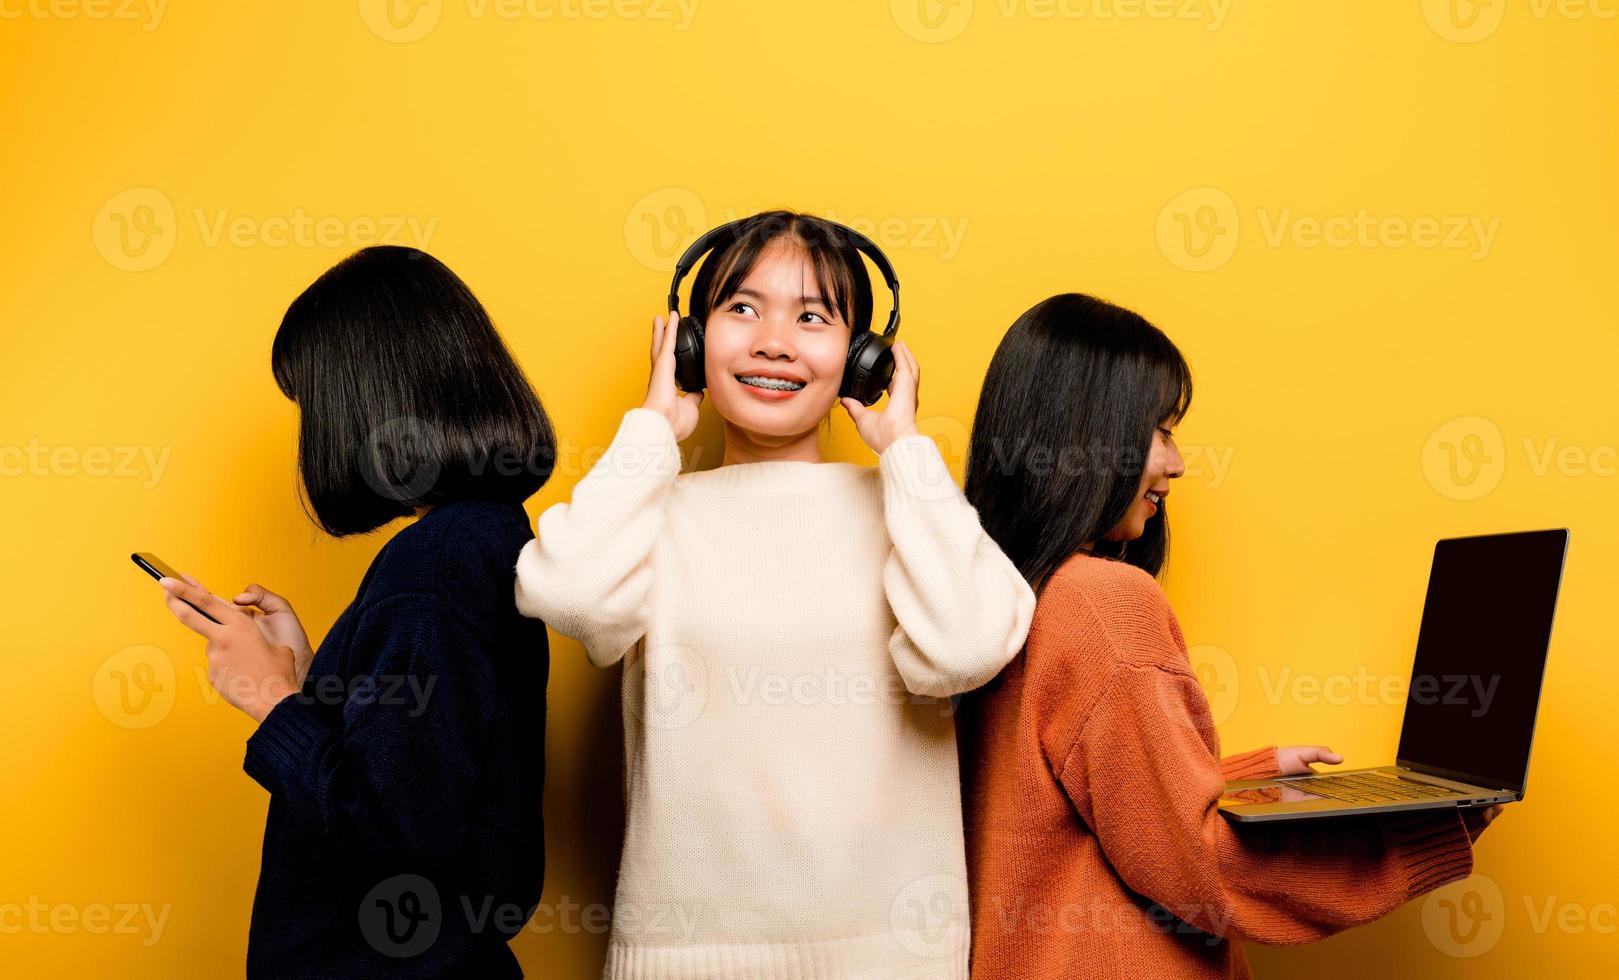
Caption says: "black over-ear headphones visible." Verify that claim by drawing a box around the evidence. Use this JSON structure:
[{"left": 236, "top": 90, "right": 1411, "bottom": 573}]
[{"left": 665, "top": 218, "right": 902, "bottom": 407}]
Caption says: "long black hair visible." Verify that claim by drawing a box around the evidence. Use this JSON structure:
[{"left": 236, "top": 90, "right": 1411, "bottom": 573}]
[
  {"left": 964, "top": 293, "right": 1192, "bottom": 593},
  {"left": 271, "top": 245, "right": 556, "bottom": 537}
]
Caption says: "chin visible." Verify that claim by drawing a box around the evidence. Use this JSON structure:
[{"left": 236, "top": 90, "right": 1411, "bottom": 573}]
[{"left": 713, "top": 379, "right": 833, "bottom": 439}]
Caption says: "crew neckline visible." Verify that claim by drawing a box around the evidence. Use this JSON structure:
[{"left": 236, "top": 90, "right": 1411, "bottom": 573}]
[{"left": 675, "top": 458, "right": 873, "bottom": 496}]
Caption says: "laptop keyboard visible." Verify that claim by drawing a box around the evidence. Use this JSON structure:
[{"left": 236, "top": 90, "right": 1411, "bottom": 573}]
[{"left": 1280, "top": 771, "right": 1462, "bottom": 803}]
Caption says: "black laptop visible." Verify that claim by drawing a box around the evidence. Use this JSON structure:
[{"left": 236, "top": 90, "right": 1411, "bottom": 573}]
[{"left": 1219, "top": 529, "right": 1568, "bottom": 823}]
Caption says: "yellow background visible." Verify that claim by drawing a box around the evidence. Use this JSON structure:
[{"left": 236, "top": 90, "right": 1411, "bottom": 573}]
[{"left": 2, "top": 0, "right": 1615, "bottom": 975}]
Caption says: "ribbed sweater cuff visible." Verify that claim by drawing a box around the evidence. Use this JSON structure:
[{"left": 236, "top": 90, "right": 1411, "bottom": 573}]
[
  {"left": 1220, "top": 746, "right": 1282, "bottom": 780},
  {"left": 878, "top": 432, "right": 958, "bottom": 503},
  {"left": 242, "top": 694, "right": 335, "bottom": 798},
  {"left": 1390, "top": 809, "right": 1475, "bottom": 900}
]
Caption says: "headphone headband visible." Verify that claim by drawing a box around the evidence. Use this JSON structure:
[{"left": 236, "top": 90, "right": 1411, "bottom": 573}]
[{"left": 666, "top": 217, "right": 901, "bottom": 338}]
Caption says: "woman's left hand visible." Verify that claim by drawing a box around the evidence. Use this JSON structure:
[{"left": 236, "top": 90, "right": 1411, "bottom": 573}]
[
  {"left": 841, "top": 340, "right": 921, "bottom": 455},
  {"left": 159, "top": 575, "right": 299, "bottom": 723},
  {"left": 1276, "top": 744, "right": 1344, "bottom": 776}
]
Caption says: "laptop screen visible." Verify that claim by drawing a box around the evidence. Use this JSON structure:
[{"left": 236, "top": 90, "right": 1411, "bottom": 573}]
[{"left": 1396, "top": 529, "right": 1567, "bottom": 793}]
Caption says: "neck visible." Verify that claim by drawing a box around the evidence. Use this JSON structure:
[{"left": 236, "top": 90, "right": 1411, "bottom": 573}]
[{"left": 720, "top": 419, "right": 823, "bottom": 466}]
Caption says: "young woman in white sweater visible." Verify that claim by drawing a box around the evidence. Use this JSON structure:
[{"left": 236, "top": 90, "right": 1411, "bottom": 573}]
[{"left": 514, "top": 211, "right": 1036, "bottom": 978}]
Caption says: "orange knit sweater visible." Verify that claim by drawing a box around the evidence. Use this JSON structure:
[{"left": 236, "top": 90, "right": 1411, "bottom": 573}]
[{"left": 959, "top": 552, "right": 1477, "bottom": 979}]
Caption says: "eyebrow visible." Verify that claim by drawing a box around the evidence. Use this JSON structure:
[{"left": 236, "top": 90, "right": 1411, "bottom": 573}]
[{"left": 730, "top": 287, "right": 835, "bottom": 312}]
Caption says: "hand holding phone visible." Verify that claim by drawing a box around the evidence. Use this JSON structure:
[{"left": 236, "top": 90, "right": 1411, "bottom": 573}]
[{"left": 131, "top": 552, "right": 222, "bottom": 624}]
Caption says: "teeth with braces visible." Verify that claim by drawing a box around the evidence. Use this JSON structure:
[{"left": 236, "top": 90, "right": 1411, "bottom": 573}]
[{"left": 737, "top": 375, "right": 806, "bottom": 391}]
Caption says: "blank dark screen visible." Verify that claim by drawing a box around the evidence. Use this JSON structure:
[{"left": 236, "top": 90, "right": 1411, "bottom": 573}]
[{"left": 1396, "top": 530, "right": 1567, "bottom": 792}]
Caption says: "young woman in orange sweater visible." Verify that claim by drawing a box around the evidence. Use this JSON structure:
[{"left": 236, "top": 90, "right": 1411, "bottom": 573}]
[{"left": 956, "top": 293, "right": 1499, "bottom": 979}]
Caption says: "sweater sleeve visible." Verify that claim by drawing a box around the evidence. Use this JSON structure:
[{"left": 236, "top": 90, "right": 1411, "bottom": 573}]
[
  {"left": 1049, "top": 634, "right": 1475, "bottom": 946},
  {"left": 242, "top": 592, "right": 492, "bottom": 868},
  {"left": 513, "top": 407, "right": 681, "bottom": 667},
  {"left": 876, "top": 433, "right": 1037, "bottom": 697},
  {"left": 1221, "top": 746, "right": 1282, "bottom": 781}
]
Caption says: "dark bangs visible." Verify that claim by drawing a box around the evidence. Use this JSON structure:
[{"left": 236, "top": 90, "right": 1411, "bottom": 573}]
[{"left": 689, "top": 210, "right": 874, "bottom": 333}]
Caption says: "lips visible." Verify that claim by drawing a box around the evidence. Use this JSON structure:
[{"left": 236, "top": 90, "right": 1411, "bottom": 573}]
[{"left": 735, "top": 372, "right": 807, "bottom": 392}]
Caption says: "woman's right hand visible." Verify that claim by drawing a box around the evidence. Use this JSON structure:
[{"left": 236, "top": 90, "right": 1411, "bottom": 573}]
[
  {"left": 232, "top": 582, "right": 315, "bottom": 686},
  {"left": 643, "top": 310, "right": 703, "bottom": 441},
  {"left": 1461, "top": 804, "right": 1503, "bottom": 843}
]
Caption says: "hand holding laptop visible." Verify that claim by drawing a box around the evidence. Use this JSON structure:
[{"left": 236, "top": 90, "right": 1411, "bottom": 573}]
[{"left": 1219, "top": 529, "right": 1568, "bottom": 824}]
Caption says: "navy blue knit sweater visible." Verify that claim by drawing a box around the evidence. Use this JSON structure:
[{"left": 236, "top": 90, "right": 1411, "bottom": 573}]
[{"left": 241, "top": 499, "right": 547, "bottom": 979}]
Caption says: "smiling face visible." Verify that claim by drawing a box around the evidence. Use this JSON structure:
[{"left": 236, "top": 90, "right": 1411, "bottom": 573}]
[
  {"left": 702, "top": 240, "right": 854, "bottom": 441},
  {"left": 1101, "top": 421, "right": 1185, "bottom": 543}
]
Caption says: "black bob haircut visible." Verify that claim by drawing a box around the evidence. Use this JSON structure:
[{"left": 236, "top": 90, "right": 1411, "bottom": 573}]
[
  {"left": 964, "top": 293, "right": 1193, "bottom": 593},
  {"left": 686, "top": 210, "right": 875, "bottom": 335},
  {"left": 270, "top": 245, "right": 556, "bottom": 537}
]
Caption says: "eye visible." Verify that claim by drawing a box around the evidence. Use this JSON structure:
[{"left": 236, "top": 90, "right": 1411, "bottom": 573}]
[
  {"left": 726, "top": 302, "right": 758, "bottom": 317},
  {"left": 800, "top": 311, "right": 829, "bottom": 325},
  {"left": 1158, "top": 426, "right": 1176, "bottom": 440}
]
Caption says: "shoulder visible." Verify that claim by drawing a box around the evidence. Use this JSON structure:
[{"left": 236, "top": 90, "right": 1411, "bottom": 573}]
[
  {"left": 1029, "top": 552, "right": 1185, "bottom": 674},
  {"left": 362, "top": 499, "right": 534, "bottom": 619}
]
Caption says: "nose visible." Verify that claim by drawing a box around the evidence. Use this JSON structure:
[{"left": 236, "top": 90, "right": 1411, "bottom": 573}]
[
  {"left": 753, "top": 313, "right": 796, "bottom": 360},
  {"left": 1165, "top": 440, "right": 1185, "bottom": 480}
]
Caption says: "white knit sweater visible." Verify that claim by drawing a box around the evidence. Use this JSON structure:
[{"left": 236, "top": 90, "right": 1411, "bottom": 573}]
[{"left": 514, "top": 407, "right": 1036, "bottom": 979}]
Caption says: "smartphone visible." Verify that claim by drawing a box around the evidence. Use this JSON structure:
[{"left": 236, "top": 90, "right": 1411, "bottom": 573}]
[{"left": 131, "top": 552, "right": 222, "bottom": 624}]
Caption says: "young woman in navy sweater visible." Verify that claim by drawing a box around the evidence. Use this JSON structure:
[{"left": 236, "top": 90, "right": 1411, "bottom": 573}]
[{"left": 157, "top": 246, "right": 556, "bottom": 978}]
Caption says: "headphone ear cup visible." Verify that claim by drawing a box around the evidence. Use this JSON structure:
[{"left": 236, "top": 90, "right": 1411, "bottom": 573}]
[
  {"left": 840, "top": 331, "right": 897, "bottom": 407},
  {"left": 672, "top": 316, "right": 707, "bottom": 393}
]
